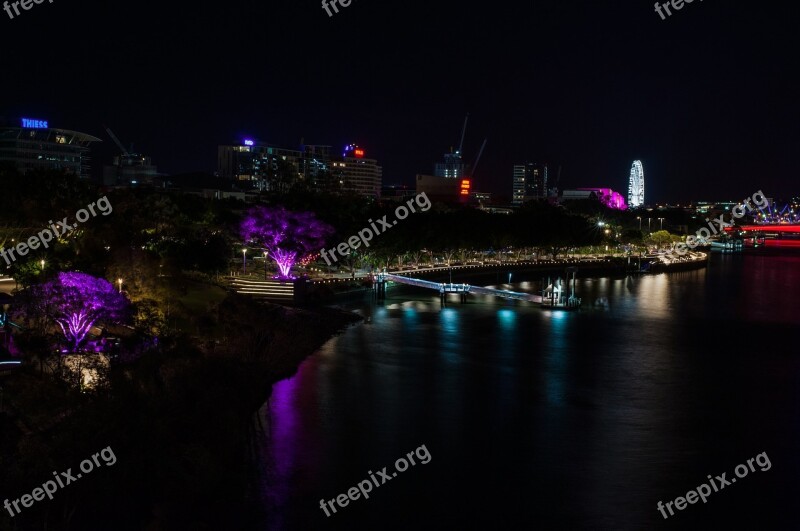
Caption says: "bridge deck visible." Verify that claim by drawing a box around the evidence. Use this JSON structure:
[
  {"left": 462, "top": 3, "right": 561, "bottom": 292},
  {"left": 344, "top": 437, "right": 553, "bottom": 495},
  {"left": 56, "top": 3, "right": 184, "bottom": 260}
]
[{"left": 382, "top": 274, "right": 543, "bottom": 303}]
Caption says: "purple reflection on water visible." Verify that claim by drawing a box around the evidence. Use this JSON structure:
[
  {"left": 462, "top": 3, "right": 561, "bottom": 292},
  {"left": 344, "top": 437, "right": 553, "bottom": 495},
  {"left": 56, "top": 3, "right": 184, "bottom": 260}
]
[{"left": 258, "top": 359, "right": 324, "bottom": 531}]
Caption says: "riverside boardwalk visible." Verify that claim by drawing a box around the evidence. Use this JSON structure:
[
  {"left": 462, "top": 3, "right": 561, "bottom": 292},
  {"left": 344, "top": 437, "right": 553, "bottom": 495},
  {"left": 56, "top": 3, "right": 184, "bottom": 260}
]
[{"left": 378, "top": 272, "right": 545, "bottom": 305}]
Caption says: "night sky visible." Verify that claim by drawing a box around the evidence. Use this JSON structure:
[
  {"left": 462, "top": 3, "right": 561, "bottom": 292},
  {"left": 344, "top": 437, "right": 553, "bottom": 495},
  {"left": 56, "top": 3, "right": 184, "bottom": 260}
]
[{"left": 2, "top": 0, "right": 797, "bottom": 203}]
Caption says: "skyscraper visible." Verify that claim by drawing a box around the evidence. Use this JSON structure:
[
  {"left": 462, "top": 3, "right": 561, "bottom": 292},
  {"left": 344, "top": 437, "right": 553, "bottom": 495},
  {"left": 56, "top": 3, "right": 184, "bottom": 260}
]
[
  {"left": 628, "top": 160, "right": 644, "bottom": 208},
  {"left": 435, "top": 150, "right": 467, "bottom": 179},
  {"left": 512, "top": 163, "right": 548, "bottom": 205},
  {"left": 299, "top": 144, "right": 332, "bottom": 189},
  {"left": 217, "top": 140, "right": 301, "bottom": 192}
]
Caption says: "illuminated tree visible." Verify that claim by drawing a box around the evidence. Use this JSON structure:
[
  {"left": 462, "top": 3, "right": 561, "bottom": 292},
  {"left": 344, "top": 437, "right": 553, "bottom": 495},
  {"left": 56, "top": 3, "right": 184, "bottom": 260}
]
[
  {"left": 240, "top": 206, "right": 334, "bottom": 279},
  {"left": 30, "top": 272, "right": 129, "bottom": 350}
]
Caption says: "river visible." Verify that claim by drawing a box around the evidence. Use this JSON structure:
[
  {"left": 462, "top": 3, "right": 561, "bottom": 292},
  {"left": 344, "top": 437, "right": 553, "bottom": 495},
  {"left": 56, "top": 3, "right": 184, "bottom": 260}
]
[{"left": 258, "top": 253, "right": 800, "bottom": 530}]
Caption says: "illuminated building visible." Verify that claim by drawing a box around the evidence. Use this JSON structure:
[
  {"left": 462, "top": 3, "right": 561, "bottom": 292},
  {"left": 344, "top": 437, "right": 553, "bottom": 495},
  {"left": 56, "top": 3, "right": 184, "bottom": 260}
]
[
  {"left": 219, "top": 140, "right": 380, "bottom": 197},
  {"left": 512, "top": 163, "right": 548, "bottom": 205},
  {"left": 328, "top": 145, "right": 382, "bottom": 197},
  {"left": 299, "top": 144, "right": 332, "bottom": 190},
  {"left": 217, "top": 139, "right": 302, "bottom": 191},
  {"left": 560, "top": 188, "right": 627, "bottom": 210},
  {"left": 628, "top": 160, "right": 645, "bottom": 208},
  {"left": 435, "top": 150, "right": 468, "bottom": 179},
  {"left": 0, "top": 116, "right": 101, "bottom": 179},
  {"left": 416, "top": 174, "right": 472, "bottom": 203}
]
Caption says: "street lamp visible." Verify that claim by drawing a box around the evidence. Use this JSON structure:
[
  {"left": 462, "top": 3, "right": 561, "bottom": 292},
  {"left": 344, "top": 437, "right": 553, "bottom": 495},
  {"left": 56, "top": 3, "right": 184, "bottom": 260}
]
[
  {"left": 117, "top": 278, "right": 123, "bottom": 293},
  {"left": 658, "top": 217, "right": 665, "bottom": 230},
  {"left": 648, "top": 218, "right": 652, "bottom": 232},
  {"left": 40, "top": 259, "right": 45, "bottom": 272},
  {"left": 637, "top": 216, "right": 642, "bottom": 230},
  {"left": 263, "top": 251, "right": 268, "bottom": 280},
  {"left": 242, "top": 248, "right": 247, "bottom": 275}
]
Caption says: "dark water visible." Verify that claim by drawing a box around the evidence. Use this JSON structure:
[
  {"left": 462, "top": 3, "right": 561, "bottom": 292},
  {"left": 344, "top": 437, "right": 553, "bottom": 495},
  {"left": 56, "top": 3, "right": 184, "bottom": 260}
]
[{"left": 258, "top": 254, "right": 800, "bottom": 530}]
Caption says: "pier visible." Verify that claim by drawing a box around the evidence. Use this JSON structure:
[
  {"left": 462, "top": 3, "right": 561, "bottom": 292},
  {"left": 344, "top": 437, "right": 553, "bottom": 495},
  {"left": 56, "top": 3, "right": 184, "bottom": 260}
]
[{"left": 375, "top": 272, "right": 581, "bottom": 309}]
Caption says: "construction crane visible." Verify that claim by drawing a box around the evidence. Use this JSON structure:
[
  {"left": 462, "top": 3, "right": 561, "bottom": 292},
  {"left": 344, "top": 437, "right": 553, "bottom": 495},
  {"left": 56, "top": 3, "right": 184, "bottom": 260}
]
[
  {"left": 102, "top": 125, "right": 156, "bottom": 185},
  {"left": 457, "top": 114, "right": 469, "bottom": 155},
  {"left": 103, "top": 125, "right": 130, "bottom": 157},
  {"left": 470, "top": 138, "right": 488, "bottom": 178}
]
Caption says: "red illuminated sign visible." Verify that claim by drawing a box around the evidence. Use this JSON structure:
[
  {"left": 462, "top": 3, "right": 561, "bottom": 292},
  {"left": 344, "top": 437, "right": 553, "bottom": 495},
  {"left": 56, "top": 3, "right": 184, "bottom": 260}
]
[
  {"left": 354, "top": 149, "right": 365, "bottom": 158},
  {"left": 460, "top": 179, "right": 471, "bottom": 195}
]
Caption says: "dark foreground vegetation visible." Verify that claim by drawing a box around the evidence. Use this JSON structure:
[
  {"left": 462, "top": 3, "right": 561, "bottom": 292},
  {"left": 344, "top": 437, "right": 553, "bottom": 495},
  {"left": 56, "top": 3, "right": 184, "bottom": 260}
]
[{"left": 1, "top": 295, "right": 358, "bottom": 530}]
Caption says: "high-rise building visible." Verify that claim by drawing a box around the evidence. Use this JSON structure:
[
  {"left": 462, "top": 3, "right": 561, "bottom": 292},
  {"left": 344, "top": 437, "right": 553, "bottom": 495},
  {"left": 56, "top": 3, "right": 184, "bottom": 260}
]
[
  {"left": 329, "top": 144, "right": 382, "bottom": 198},
  {"left": 512, "top": 163, "right": 548, "bottom": 205},
  {"left": 218, "top": 140, "right": 381, "bottom": 197},
  {"left": 435, "top": 150, "right": 468, "bottom": 179},
  {"left": 299, "top": 144, "right": 332, "bottom": 189},
  {"left": 0, "top": 116, "right": 101, "bottom": 179},
  {"left": 628, "top": 160, "right": 645, "bottom": 208},
  {"left": 217, "top": 139, "right": 302, "bottom": 192}
]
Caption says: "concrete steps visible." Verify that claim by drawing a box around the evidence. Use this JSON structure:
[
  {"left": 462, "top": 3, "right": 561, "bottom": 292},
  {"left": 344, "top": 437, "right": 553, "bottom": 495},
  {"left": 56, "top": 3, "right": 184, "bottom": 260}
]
[{"left": 228, "top": 277, "right": 295, "bottom": 301}]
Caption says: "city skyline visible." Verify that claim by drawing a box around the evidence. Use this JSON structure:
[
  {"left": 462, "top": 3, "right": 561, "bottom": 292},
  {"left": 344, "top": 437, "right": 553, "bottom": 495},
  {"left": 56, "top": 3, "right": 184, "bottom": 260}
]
[
  {"left": 6, "top": 113, "right": 790, "bottom": 207},
  {"left": 2, "top": 2, "right": 797, "bottom": 203}
]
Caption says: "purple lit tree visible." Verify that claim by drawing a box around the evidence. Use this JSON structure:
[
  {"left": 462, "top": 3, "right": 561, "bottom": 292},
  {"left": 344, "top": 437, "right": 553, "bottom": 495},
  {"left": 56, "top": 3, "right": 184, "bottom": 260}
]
[
  {"left": 31, "top": 272, "right": 129, "bottom": 350},
  {"left": 240, "top": 206, "right": 334, "bottom": 279}
]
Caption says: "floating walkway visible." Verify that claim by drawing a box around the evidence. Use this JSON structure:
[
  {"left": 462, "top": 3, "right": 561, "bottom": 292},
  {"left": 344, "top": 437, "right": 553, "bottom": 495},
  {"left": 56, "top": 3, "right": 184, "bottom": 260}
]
[{"left": 379, "top": 273, "right": 544, "bottom": 304}]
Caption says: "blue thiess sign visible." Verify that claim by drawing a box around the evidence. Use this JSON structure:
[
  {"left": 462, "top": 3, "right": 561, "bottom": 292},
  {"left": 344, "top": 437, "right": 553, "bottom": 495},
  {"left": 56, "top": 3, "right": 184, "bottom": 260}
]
[{"left": 21, "top": 118, "right": 48, "bottom": 129}]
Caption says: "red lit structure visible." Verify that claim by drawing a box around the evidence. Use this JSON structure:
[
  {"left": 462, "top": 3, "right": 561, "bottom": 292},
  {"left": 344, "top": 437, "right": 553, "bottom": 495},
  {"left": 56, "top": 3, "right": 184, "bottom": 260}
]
[{"left": 724, "top": 224, "right": 800, "bottom": 248}]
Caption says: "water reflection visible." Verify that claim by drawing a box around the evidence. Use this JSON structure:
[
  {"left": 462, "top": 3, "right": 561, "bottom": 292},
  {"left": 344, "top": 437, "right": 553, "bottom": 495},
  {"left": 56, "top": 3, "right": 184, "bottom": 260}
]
[{"left": 260, "top": 256, "right": 800, "bottom": 530}]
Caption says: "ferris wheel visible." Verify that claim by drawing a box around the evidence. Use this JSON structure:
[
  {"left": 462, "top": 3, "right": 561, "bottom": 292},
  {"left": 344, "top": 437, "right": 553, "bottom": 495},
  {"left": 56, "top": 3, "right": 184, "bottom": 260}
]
[{"left": 628, "top": 160, "right": 644, "bottom": 208}]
